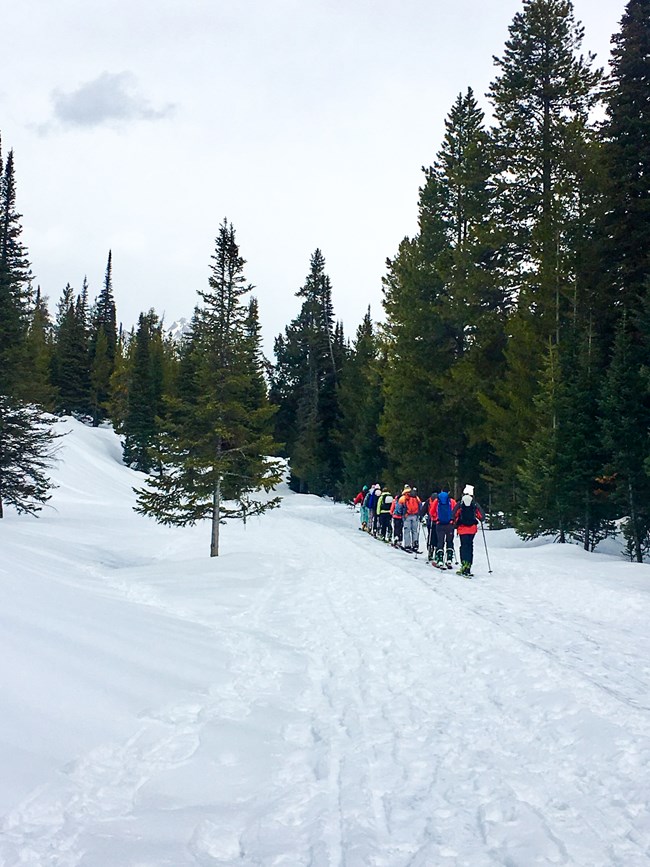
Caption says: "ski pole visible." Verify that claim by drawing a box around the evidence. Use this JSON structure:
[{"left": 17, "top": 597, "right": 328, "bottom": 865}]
[{"left": 480, "top": 522, "right": 493, "bottom": 573}]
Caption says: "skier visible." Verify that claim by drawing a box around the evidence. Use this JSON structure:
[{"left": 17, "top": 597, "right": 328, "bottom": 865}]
[
  {"left": 363, "top": 484, "right": 378, "bottom": 533},
  {"left": 400, "top": 486, "right": 422, "bottom": 552},
  {"left": 391, "top": 491, "right": 405, "bottom": 547},
  {"left": 423, "top": 489, "right": 439, "bottom": 560},
  {"left": 367, "top": 484, "right": 382, "bottom": 535},
  {"left": 376, "top": 487, "right": 394, "bottom": 541},
  {"left": 354, "top": 485, "right": 368, "bottom": 530},
  {"left": 429, "top": 486, "right": 457, "bottom": 569},
  {"left": 452, "top": 484, "right": 485, "bottom": 576}
]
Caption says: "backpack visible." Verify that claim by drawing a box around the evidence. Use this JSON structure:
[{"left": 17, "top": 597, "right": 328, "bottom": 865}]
[
  {"left": 393, "top": 498, "right": 406, "bottom": 518},
  {"left": 405, "top": 495, "right": 420, "bottom": 516},
  {"left": 437, "top": 492, "right": 452, "bottom": 524},
  {"left": 458, "top": 499, "right": 478, "bottom": 527},
  {"left": 380, "top": 494, "right": 393, "bottom": 513}
]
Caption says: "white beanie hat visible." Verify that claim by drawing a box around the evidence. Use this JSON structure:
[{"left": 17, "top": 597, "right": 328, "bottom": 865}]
[{"left": 463, "top": 484, "right": 474, "bottom": 496}]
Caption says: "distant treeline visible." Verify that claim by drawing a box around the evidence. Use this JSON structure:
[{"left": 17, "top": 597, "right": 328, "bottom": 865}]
[{"left": 1, "top": 0, "right": 649, "bottom": 560}]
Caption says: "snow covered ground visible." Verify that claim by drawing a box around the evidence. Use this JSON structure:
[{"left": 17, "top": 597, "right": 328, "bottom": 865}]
[{"left": 1, "top": 419, "right": 649, "bottom": 867}]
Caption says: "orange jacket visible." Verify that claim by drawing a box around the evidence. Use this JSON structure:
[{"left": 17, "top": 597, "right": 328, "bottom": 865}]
[{"left": 400, "top": 493, "right": 421, "bottom": 516}]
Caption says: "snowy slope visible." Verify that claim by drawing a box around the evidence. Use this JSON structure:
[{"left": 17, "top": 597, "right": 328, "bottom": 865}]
[{"left": 1, "top": 419, "right": 649, "bottom": 867}]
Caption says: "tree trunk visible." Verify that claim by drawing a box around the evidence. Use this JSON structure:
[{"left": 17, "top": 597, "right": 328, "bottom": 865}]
[
  {"left": 628, "top": 480, "right": 642, "bottom": 563},
  {"left": 211, "top": 475, "right": 220, "bottom": 557}
]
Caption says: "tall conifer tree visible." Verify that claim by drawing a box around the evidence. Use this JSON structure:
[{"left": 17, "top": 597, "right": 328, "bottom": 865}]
[
  {"left": 0, "top": 145, "right": 32, "bottom": 398},
  {"left": 483, "top": 0, "right": 602, "bottom": 515},
  {"left": 337, "top": 309, "right": 384, "bottom": 497},
  {"left": 89, "top": 252, "right": 118, "bottom": 424},
  {"left": 601, "top": 0, "right": 650, "bottom": 319},
  {"left": 24, "top": 287, "right": 56, "bottom": 410},
  {"left": 381, "top": 90, "right": 498, "bottom": 494},
  {"left": 135, "top": 220, "right": 281, "bottom": 557},
  {"left": 51, "top": 283, "right": 92, "bottom": 416},
  {"left": 271, "top": 249, "right": 342, "bottom": 496},
  {"left": 122, "top": 311, "right": 165, "bottom": 472}
]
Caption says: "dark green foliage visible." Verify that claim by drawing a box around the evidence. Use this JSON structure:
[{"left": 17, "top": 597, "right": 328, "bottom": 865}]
[
  {"left": 89, "top": 251, "right": 118, "bottom": 425},
  {"left": 601, "top": 0, "right": 650, "bottom": 318},
  {"left": 601, "top": 313, "right": 650, "bottom": 561},
  {"left": 122, "top": 311, "right": 166, "bottom": 472},
  {"left": 24, "top": 287, "right": 56, "bottom": 410},
  {"left": 0, "top": 144, "right": 32, "bottom": 399},
  {"left": 270, "top": 249, "right": 343, "bottom": 496},
  {"left": 337, "top": 309, "right": 384, "bottom": 499},
  {"left": 516, "top": 336, "right": 614, "bottom": 548},
  {"left": 0, "top": 395, "right": 60, "bottom": 518},
  {"left": 489, "top": 0, "right": 601, "bottom": 332},
  {"left": 135, "top": 220, "right": 282, "bottom": 557},
  {"left": 380, "top": 90, "right": 500, "bottom": 496},
  {"left": 51, "top": 282, "right": 92, "bottom": 417},
  {"left": 482, "top": 0, "right": 603, "bottom": 515}
]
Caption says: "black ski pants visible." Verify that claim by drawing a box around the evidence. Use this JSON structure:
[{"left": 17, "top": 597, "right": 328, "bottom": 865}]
[
  {"left": 435, "top": 524, "right": 455, "bottom": 561},
  {"left": 378, "top": 512, "right": 391, "bottom": 539},
  {"left": 393, "top": 517, "right": 403, "bottom": 544},
  {"left": 459, "top": 533, "right": 475, "bottom": 567}
]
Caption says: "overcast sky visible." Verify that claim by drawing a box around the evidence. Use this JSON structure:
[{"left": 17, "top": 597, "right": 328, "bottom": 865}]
[{"left": 3, "top": 0, "right": 626, "bottom": 354}]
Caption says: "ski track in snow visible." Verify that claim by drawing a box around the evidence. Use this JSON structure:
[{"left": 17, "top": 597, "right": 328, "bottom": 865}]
[{"left": 2, "top": 433, "right": 650, "bottom": 866}]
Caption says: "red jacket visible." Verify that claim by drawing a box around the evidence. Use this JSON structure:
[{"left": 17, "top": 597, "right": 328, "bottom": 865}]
[
  {"left": 453, "top": 499, "right": 484, "bottom": 535},
  {"left": 429, "top": 495, "right": 457, "bottom": 523},
  {"left": 353, "top": 491, "right": 365, "bottom": 505}
]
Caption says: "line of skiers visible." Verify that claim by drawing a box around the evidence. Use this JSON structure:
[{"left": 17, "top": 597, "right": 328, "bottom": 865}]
[{"left": 352, "top": 483, "right": 485, "bottom": 576}]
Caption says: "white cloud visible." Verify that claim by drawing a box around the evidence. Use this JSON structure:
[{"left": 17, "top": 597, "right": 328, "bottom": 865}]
[{"left": 46, "top": 71, "right": 175, "bottom": 131}]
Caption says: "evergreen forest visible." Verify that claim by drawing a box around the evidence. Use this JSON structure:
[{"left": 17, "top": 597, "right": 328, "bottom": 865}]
[{"left": 1, "top": 0, "right": 649, "bottom": 560}]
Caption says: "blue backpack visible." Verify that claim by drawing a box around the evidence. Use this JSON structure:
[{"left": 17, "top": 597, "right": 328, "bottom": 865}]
[{"left": 437, "top": 492, "right": 452, "bottom": 524}]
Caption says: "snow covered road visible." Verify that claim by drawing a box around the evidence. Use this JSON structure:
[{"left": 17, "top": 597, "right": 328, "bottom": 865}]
[{"left": 1, "top": 421, "right": 649, "bottom": 865}]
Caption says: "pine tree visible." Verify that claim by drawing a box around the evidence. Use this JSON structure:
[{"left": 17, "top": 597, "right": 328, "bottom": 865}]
[
  {"left": 515, "top": 341, "right": 565, "bottom": 540},
  {"left": 601, "top": 0, "right": 650, "bottom": 318},
  {"left": 24, "top": 287, "right": 56, "bottom": 410},
  {"left": 108, "top": 326, "right": 131, "bottom": 434},
  {"left": 337, "top": 308, "right": 384, "bottom": 498},
  {"left": 0, "top": 395, "right": 60, "bottom": 518},
  {"left": 135, "top": 220, "right": 282, "bottom": 557},
  {"left": 0, "top": 141, "right": 59, "bottom": 519},
  {"left": 51, "top": 282, "right": 93, "bottom": 416},
  {"left": 0, "top": 143, "right": 32, "bottom": 399},
  {"left": 600, "top": 313, "right": 650, "bottom": 561},
  {"left": 482, "top": 0, "right": 602, "bottom": 514},
  {"left": 380, "top": 89, "right": 499, "bottom": 494},
  {"left": 122, "top": 312, "right": 165, "bottom": 472},
  {"left": 89, "top": 252, "right": 118, "bottom": 425},
  {"left": 489, "top": 0, "right": 601, "bottom": 337},
  {"left": 271, "top": 249, "right": 342, "bottom": 496}
]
